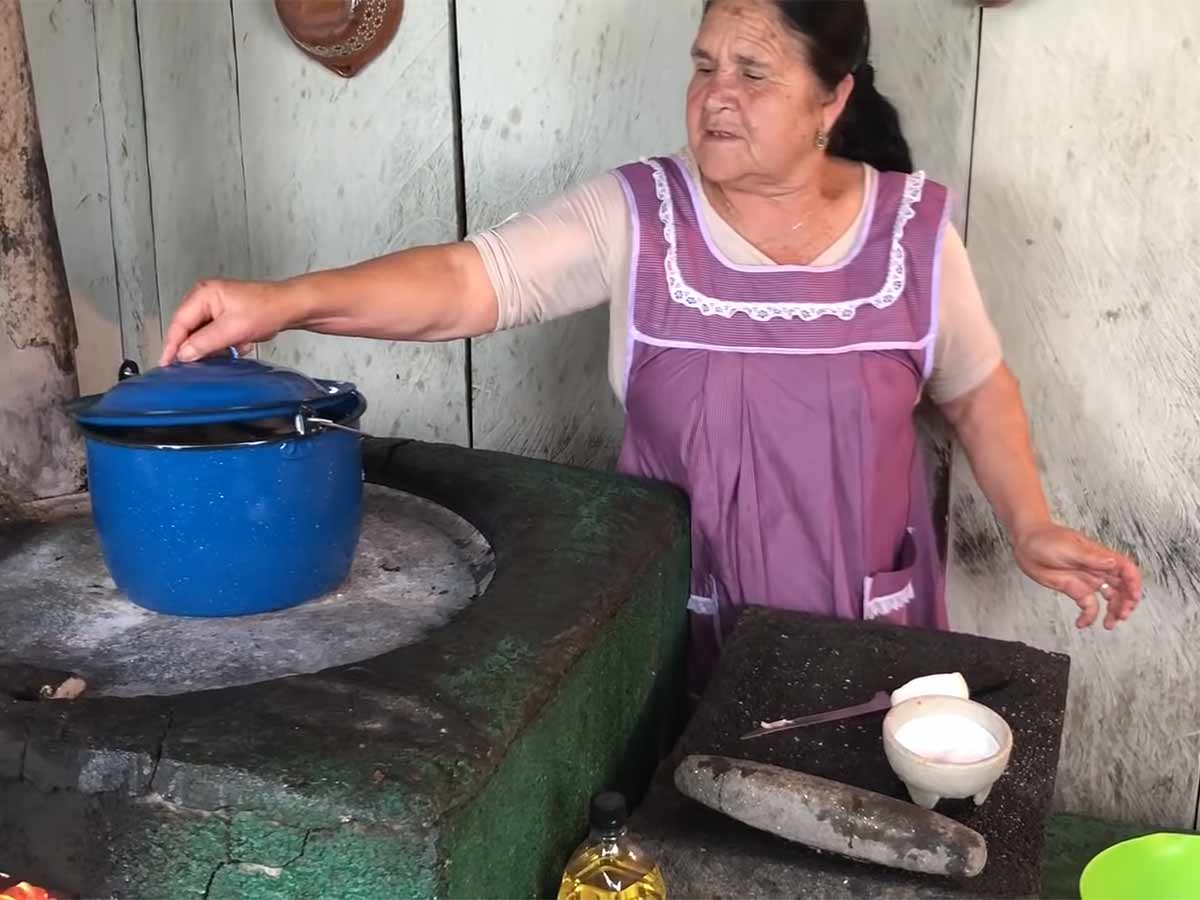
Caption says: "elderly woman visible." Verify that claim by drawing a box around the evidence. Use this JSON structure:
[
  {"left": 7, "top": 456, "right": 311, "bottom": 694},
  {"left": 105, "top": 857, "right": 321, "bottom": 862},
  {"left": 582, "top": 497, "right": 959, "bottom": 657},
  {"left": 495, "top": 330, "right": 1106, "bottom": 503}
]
[{"left": 162, "top": 0, "right": 1139, "bottom": 689}]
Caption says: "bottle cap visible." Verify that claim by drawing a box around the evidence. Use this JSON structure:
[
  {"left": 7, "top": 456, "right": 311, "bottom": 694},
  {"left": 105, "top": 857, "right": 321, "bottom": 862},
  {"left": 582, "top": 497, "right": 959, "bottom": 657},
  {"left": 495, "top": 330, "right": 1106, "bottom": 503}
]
[{"left": 589, "top": 792, "right": 627, "bottom": 831}]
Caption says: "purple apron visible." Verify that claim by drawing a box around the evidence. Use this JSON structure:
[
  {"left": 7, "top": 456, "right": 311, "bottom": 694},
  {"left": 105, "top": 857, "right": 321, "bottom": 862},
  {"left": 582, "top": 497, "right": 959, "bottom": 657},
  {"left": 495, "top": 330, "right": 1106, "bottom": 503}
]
[{"left": 613, "top": 156, "right": 951, "bottom": 693}]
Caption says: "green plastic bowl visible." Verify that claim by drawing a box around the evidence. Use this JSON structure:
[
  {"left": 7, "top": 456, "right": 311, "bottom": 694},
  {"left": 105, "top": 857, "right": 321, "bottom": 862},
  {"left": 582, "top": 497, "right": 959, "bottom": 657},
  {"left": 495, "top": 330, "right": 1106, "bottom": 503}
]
[{"left": 1079, "top": 833, "right": 1200, "bottom": 900}]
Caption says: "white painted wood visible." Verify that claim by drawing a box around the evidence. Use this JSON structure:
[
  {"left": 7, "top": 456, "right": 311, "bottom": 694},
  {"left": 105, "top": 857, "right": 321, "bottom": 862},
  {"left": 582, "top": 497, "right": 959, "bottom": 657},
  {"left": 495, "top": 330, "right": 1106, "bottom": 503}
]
[
  {"left": 95, "top": 0, "right": 161, "bottom": 369},
  {"left": 460, "top": 0, "right": 701, "bottom": 467},
  {"left": 867, "top": 0, "right": 979, "bottom": 231},
  {"left": 231, "top": 0, "right": 466, "bottom": 443},
  {"left": 20, "top": 0, "right": 122, "bottom": 394},
  {"left": 136, "top": 0, "right": 248, "bottom": 325},
  {"left": 948, "top": 0, "right": 1200, "bottom": 828}
]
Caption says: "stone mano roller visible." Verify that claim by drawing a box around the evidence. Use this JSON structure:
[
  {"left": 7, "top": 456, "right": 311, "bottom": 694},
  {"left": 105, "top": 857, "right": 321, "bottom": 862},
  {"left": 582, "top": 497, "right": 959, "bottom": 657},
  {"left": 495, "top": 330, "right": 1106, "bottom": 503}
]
[
  {"left": 64, "top": 351, "right": 367, "bottom": 617},
  {"left": 674, "top": 755, "right": 988, "bottom": 879}
]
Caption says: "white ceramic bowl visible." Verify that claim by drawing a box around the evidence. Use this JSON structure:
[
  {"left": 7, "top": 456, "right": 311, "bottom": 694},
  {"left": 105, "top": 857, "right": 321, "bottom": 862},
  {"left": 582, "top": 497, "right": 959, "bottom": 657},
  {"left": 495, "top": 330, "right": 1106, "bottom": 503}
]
[{"left": 882, "top": 695, "right": 1013, "bottom": 810}]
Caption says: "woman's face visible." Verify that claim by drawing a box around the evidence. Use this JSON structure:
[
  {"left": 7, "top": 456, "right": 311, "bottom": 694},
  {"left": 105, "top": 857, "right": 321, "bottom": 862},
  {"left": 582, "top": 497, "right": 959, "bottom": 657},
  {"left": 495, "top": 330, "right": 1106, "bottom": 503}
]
[{"left": 687, "top": 0, "right": 849, "bottom": 191}]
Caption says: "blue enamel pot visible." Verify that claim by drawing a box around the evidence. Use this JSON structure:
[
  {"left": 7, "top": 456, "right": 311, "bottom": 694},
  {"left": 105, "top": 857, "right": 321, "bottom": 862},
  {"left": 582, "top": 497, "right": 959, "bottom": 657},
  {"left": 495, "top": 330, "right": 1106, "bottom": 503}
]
[{"left": 66, "top": 352, "right": 367, "bottom": 617}]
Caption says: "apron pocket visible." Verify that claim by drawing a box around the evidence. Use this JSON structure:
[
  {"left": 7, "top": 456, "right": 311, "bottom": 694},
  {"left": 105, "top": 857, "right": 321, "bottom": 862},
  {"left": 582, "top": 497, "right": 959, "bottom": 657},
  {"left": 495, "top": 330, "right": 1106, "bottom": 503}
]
[{"left": 863, "top": 530, "right": 918, "bottom": 622}]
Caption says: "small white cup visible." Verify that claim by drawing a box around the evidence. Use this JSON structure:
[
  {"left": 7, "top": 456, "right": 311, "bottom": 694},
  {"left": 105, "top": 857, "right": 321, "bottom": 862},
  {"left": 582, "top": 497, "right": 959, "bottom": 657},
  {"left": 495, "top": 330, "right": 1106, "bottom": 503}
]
[{"left": 882, "top": 695, "right": 1013, "bottom": 810}]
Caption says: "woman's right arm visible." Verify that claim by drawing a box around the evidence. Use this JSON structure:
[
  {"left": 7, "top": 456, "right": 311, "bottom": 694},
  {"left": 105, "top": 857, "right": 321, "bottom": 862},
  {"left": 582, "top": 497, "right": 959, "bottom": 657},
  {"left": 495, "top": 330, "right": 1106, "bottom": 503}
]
[
  {"left": 161, "top": 171, "right": 629, "bottom": 366},
  {"left": 160, "top": 241, "right": 496, "bottom": 364}
]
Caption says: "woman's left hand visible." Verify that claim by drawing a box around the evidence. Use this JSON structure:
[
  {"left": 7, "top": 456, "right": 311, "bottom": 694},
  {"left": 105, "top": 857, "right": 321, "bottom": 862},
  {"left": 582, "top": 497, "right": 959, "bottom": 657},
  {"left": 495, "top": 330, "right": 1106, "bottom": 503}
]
[{"left": 1012, "top": 523, "right": 1141, "bottom": 629}]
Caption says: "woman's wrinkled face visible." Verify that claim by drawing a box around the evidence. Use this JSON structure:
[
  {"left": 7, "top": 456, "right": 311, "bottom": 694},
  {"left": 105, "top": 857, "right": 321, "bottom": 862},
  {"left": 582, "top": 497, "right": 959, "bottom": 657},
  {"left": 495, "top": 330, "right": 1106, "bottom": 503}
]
[{"left": 687, "top": 0, "right": 842, "bottom": 190}]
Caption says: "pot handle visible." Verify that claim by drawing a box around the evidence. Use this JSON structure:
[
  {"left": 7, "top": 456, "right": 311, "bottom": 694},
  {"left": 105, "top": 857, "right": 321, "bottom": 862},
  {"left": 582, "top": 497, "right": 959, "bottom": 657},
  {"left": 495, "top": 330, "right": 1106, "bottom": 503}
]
[
  {"left": 294, "top": 404, "right": 363, "bottom": 438},
  {"left": 118, "top": 360, "right": 140, "bottom": 381}
]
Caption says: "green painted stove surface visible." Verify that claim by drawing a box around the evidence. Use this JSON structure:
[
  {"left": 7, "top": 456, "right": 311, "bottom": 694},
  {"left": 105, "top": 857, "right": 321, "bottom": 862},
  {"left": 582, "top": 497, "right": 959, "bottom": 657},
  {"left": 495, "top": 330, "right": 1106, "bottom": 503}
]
[{"left": 0, "top": 439, "right": 691, "bottom": 898}]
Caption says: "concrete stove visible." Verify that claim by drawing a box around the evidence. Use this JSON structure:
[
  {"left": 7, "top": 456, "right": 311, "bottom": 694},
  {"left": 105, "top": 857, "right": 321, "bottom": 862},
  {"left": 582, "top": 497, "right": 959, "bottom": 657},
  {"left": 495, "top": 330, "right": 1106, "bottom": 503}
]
[{"left": 0, "top": 439, "right": 691, "bottom": 898}]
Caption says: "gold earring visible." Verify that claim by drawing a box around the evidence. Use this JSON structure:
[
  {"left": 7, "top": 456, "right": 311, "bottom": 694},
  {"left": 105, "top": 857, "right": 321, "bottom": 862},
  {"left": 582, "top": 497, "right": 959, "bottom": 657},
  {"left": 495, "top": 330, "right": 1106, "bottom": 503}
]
[{"left": 815, "top": 129, "right": 830, "bottom": 150}]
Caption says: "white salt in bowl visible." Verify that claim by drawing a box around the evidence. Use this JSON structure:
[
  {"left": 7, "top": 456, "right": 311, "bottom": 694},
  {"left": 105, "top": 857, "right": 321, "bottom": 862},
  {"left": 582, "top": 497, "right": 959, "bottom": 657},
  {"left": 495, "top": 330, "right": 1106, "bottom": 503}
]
[{"left": 882, "top": 695, "right": 1013, "bottom": 810}]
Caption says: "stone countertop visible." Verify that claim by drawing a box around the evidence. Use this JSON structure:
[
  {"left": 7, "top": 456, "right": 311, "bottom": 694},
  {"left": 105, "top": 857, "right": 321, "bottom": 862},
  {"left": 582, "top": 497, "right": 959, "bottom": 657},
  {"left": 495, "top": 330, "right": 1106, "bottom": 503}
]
[{"left": 630, "top": 608, "right": 1071, "bottom": 899}]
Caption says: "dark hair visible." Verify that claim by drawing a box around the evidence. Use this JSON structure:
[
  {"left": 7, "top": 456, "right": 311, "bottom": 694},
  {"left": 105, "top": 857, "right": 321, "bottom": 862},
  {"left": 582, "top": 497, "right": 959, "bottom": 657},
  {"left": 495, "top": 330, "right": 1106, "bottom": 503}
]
[{"left": 703, "top": 0, "right": 913, "bottom": 174}]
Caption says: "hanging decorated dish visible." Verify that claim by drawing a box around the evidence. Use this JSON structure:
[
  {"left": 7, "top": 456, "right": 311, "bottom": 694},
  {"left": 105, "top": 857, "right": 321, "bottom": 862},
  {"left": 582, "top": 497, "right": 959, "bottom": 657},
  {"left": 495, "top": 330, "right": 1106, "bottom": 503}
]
[{"left": 274, "top": 0, "right": 404, "bottom": 78}]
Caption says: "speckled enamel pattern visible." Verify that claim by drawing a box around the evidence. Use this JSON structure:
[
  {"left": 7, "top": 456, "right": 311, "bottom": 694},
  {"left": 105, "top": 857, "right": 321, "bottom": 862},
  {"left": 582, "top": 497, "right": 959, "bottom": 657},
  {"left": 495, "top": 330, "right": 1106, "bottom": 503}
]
[{"left": 80, "top": 395, "right": 366, "bottom": 617}]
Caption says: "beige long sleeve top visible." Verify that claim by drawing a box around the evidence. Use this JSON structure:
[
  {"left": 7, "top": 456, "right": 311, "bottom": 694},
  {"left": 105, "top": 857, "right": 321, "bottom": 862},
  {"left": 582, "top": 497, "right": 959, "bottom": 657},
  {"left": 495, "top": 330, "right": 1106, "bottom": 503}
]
[{"left": 468, "top": 153, "right": 1001, "bottom": 405}]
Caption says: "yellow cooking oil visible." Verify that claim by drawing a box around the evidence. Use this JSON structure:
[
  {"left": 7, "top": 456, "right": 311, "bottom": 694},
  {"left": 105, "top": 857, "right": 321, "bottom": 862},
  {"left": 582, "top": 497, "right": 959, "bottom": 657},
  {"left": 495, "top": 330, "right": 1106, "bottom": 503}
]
[{"left": 557, "top": 793, "right": 666, "bottom": 900}]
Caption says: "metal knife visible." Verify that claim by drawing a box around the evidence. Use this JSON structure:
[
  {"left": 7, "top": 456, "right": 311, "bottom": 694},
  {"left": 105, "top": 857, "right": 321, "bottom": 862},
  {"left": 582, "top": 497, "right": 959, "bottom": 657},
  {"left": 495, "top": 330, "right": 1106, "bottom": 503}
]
[
  {"left": 740, "top": 691, "right": 892, "bottom": 740},
  {"left": 739, "top": 677, "right": 1013, "bottom": 741}
]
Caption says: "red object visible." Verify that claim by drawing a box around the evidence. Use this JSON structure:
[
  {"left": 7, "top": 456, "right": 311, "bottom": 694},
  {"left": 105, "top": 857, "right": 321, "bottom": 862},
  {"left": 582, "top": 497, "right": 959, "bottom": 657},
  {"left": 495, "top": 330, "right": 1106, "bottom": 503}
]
[{"left": 0, "top": 882, "right": 52, "bottom": 900}]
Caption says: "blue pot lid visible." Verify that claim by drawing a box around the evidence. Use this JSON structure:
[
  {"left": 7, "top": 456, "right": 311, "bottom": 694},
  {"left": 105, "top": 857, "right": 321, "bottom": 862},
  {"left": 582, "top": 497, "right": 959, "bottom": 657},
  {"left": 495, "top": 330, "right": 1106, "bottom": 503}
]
[{"left": 69, "top": 354, "right": 358, "bottom": 428}]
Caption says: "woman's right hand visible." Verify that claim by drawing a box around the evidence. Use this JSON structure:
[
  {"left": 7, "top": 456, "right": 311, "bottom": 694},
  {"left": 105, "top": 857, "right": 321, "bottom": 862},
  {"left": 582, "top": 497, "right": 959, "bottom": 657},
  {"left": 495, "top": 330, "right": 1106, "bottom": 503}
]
[{"left": 160, "top": 278, "right": 298, "bottom": 366}]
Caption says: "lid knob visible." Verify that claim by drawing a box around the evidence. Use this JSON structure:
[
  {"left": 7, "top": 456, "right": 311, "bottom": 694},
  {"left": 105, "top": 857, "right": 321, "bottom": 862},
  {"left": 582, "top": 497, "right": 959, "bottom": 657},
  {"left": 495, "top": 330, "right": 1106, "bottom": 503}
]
[{"left": 118, "top": 360, "right": 140, "bottom": 382}]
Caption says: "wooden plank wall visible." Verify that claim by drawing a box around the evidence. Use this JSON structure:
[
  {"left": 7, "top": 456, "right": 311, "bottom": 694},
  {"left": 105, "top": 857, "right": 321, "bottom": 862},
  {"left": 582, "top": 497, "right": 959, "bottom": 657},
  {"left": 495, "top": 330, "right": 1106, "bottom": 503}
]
[
  {"left": 22, "top": 0, "right": 161, "bottom": 386},
  {"left": 947, "top": 0, "right": 1200, "bottom": 829},
  {"left": 20, "top": 0, "right": 123, "bottom": 394},
  {"left": 459, "top": 0, "right": 700, "bottom": 468},
  {"left": 94, "top": 0, "right": 161, "bottom": 369},
  {"left": 232, "top": 0, "right": 466, "bottom": 442},
  {"left": 24, "top": 0, "right": 465, "bottom": 440},
  {"left": 868, "top": 0, "right": 978, "bottom": 233},
  {"left": 135, "top": 1, "right": 249, "bottom": 329}
]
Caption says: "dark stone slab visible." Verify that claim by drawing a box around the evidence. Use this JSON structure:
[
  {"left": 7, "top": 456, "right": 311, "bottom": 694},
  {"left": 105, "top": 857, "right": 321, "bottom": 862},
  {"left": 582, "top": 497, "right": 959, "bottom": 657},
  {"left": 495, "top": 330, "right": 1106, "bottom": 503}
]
[
  {"left": 631, "top": 608, "right": 1070, "bottom": 899},
  {"left": 0, "top": 439, "right": 692, "bottom": 898}
]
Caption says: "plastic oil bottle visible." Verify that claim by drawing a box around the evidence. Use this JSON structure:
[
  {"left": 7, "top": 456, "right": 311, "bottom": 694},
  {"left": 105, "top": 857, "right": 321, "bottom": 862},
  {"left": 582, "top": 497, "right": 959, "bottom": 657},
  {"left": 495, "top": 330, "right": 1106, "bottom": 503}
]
[{"left": 557, "top": 792, "right": 666, "bottom": 900}]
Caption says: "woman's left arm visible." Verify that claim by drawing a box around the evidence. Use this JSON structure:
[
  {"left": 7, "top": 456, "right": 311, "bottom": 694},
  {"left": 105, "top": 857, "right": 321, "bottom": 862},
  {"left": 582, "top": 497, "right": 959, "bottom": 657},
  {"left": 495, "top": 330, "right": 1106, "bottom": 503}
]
[{"left": 939, "top": 365, "right": 1141, "bottom": 629}]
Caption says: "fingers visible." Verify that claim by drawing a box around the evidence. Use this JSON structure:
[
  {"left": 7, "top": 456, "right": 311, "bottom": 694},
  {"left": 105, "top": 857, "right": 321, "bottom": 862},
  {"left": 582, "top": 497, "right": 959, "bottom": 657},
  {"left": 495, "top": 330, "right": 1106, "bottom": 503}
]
[
  {"left": 1113, "top": 556, "right": 1142, "bottom": 604},
  {"left": 1100, "top": 581, "right": 1121, "bottom": 630},
  {"left": 1019, "top": 525, "right": 1144, "bottom": 630},
  {"left": 176, "top": 318, "right": 252, "bottom": 364},
  {"left": 1073, "top": 591, "right": 1099, "bottom": 630},
  {"left": 159, "top": 280, "right": 273, "bottom": 366},
  {"left": 1047, "top": 571, "right": 1137, "bottom": 631},
  {"left": 160, "top": 281, "right": 221, "bottom": 365},
  {"left": 1040, "top": 569, "right": 1130, "bottom": 631},
  {"left": 1101, "top": 568, "right": 1141, "bottom": 629},
  {"left": 1085, "top": 553, "right": 1140, "bottom": 629},
  {"left": 1031, "top": 558, "right": 1143, "bottom": 631},
  {"left": 1039, "top": 571, "right": 1102, "bottom": 628},
  {"left": 1071, "top": 541, "right": 1141, "bottom": 597}
]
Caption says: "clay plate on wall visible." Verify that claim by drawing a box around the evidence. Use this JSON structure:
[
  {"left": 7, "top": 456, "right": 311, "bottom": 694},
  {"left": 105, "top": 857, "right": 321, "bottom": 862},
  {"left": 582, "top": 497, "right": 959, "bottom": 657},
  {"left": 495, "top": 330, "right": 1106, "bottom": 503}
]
[{"left": 275, "top": 0, "right": 404, "bottom": 78}]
